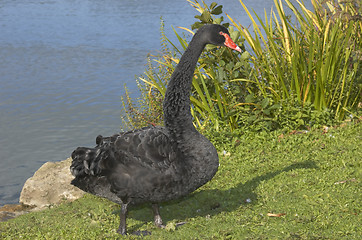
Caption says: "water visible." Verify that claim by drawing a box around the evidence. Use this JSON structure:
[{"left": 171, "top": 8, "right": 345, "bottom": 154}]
[{"left": 0, "top": 0, "right": 310, "bottom": 205}]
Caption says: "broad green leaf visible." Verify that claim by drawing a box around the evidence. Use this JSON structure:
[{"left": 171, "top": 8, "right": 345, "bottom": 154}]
[
  {"left": 261, "top": 98, "right": 269, "bottom": 109},
  {"left": 209, "top": 2, "right": 217, "bottom": 10},
  {"left": 211, "top": 5, "right": 223, "bottom": 15}
]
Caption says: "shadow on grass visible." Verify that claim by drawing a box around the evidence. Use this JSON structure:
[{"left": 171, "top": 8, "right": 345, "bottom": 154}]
[{"left": 126, "top": 160, "right": 318, "bottom": 226}]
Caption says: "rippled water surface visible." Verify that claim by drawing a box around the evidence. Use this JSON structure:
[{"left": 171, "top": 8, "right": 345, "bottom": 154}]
[{"left": 0, "top": 0, "right": 306, "bottom": 205}]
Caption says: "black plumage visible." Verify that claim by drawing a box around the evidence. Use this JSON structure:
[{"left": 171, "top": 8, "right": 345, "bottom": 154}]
[{"left": 70, "top": 24, "right": 241, "bottom": 235}]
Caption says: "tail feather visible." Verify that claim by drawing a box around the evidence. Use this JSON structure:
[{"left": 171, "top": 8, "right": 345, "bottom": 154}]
[{"left": 70, "top": 135, "right": 112, "bottom": 178}]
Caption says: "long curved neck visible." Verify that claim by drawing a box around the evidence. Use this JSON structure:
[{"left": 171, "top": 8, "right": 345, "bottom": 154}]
[{"left": 163, "top": 33, "right": 206, "bottom": 136}]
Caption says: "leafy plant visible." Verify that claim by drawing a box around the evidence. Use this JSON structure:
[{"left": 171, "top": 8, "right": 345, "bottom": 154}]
[{"left": 229, "top": 0, "right": 361, "bottom": 120}]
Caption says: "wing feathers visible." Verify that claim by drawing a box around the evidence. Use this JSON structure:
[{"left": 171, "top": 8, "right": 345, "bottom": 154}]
[{"left": 71, "top": 126, "right": 176, "bottom": 179}]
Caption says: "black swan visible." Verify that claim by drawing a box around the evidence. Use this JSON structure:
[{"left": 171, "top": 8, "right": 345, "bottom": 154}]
[{"left": 70, "top": 24, "right": 241, "bottom": 235}]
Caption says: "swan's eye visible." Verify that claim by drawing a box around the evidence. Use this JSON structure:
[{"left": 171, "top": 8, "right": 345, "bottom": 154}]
[{"left": 219, "top": 31, "right": 229, "bottom": 39}]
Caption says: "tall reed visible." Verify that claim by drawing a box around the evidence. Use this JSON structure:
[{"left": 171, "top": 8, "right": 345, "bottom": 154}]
[{"left": 229, "top": 0, "right": 361, "bottom": 120}]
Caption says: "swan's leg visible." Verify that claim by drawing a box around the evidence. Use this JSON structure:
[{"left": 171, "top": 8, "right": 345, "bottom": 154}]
[
  {"left": 117, "top": 202, "right": 128, "bottom": 235},
  {"left": 152, "top": 203, "right": 165, "bottom": 228}
]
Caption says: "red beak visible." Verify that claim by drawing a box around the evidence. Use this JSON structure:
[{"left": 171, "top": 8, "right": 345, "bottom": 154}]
[{"left": 220, "top": 32, "right": 242, "bottom": 52}]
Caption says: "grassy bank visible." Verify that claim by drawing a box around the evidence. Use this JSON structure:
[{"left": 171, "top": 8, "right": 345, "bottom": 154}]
[{"left": 0, "top": 122, "right": 360, "bottom": 239}]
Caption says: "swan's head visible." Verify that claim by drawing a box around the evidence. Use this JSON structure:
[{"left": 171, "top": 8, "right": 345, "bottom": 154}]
[{"left": 199, "top": 24, "right": 241, "bottom": 52}]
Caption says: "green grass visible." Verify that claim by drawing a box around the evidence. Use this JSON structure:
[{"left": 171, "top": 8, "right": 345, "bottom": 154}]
[{"left": 1, "top": 123, "right": 361, "bottom": 239}]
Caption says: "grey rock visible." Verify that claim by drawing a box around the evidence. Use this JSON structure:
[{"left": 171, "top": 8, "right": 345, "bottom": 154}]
[{"left": 19, "top": 158, "right": 84, "bottom": 210}]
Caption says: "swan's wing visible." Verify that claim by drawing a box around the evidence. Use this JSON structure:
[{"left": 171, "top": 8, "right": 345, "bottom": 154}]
[
  {"left": 110, "top": 126, "right": 176, "bottom": 171},
  {"left": 71, "top": 126, "right": 175, "bottom": 178}
]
